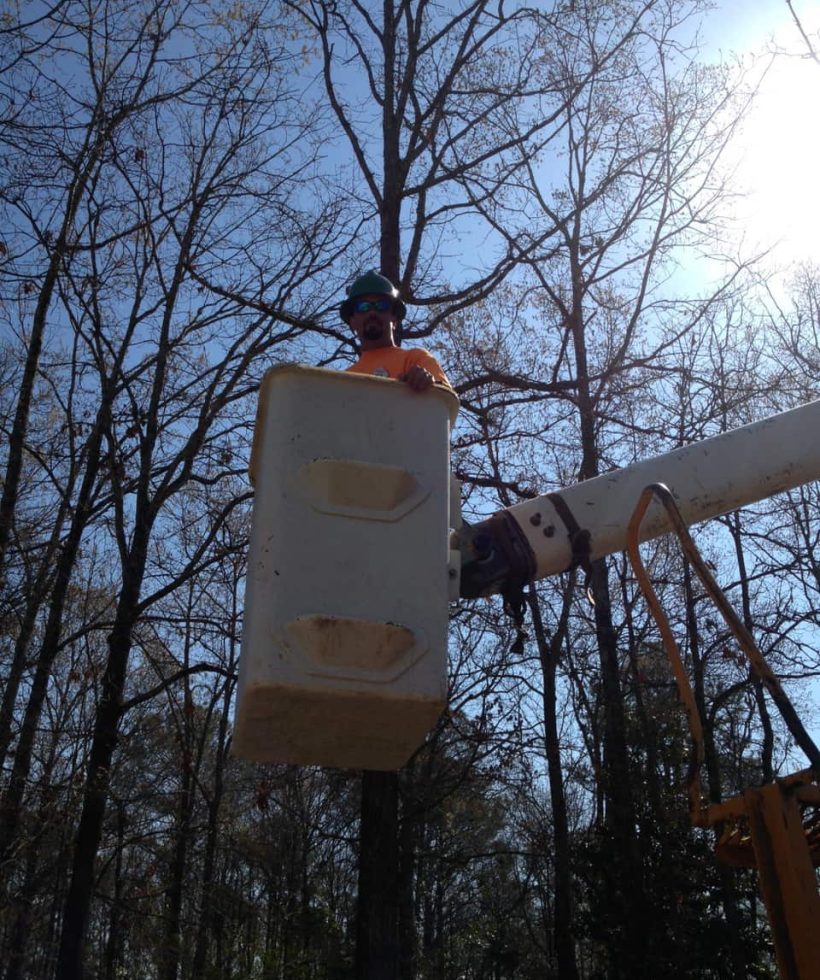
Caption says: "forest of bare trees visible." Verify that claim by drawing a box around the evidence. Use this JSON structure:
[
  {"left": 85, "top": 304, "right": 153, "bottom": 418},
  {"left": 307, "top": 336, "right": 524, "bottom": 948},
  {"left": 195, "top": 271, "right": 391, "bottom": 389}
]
[{"left": 1, "top": 1, "right": 818, "bottom": 978}]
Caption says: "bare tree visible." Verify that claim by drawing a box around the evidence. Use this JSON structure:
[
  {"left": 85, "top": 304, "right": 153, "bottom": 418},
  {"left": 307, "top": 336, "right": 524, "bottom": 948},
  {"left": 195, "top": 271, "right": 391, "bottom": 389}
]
[
  {"left": 0, "top": 2, "right": 356, "bottom": 976},
  {"left": 454, "top": 0, "right": 761, "bottom": 971},
  {"left": 280, "top": 3, "right": 585, "bottom": 975},
  {"left": 787, "top": 0, "right": 820, "bottom": 63}
]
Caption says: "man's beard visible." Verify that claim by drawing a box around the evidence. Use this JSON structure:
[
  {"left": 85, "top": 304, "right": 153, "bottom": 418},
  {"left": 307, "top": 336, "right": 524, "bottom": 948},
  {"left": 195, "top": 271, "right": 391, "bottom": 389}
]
[{"left": 363, "top": 319, "right": 385, "bottom": 341}]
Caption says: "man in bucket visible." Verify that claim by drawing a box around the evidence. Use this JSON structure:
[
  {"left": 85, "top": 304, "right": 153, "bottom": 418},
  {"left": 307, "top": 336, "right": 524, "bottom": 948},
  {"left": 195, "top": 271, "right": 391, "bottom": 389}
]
[{"left": 341, "top": 271, "right": 450, "bottom": 391}]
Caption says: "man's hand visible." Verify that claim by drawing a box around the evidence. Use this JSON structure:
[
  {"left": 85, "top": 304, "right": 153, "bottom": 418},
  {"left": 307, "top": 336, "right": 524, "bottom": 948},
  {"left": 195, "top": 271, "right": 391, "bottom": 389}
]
[{"left": 400, "top": 365, "right": 435, "bottom": 391}]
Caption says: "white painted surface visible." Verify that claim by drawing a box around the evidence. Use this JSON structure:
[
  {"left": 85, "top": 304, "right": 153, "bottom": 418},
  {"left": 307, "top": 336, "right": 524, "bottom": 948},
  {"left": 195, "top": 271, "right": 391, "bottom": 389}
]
[
  {"left": 233, "top": 365, "right": 459, "bottom": 770},
  {"left": 512, "top": 399, "right": 820, "bottom": 579}
]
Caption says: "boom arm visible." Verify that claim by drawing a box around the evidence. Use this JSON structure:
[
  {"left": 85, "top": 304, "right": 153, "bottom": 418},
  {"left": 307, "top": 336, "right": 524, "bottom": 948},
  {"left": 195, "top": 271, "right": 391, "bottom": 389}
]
[{"left": 459, "top": 398, "right": 820, "bottom": 598}]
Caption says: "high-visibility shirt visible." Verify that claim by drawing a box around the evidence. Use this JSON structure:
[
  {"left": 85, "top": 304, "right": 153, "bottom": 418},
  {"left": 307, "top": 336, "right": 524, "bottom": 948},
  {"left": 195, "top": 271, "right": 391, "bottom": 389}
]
[{"left": 346, "top": 346, "right": 450, "bottom": 387}]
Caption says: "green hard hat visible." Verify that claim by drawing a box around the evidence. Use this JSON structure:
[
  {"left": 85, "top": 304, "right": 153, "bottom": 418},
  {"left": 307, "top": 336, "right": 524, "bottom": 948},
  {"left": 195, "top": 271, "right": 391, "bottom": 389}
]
[{"left": 340, "top": 270, "right": 406, "bottom": 323}]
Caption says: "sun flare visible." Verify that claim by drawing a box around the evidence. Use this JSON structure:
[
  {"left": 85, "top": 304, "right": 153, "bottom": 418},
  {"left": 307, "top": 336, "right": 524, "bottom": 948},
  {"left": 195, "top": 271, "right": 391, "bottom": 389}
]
[{"left": 732, "top": 50, "right": 820, "bottom": 266}]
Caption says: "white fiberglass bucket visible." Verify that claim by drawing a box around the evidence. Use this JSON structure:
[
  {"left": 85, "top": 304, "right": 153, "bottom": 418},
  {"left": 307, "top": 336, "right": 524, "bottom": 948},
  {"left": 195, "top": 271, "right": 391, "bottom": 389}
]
[{"left": 233, "top": 365, "right": 459, "bottom": 770}]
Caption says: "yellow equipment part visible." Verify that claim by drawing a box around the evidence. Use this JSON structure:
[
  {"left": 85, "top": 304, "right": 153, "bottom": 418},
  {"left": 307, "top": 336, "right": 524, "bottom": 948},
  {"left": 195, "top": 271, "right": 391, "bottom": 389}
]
[{"left": 627, "top": 484, "right": 820, "bottom": 980}]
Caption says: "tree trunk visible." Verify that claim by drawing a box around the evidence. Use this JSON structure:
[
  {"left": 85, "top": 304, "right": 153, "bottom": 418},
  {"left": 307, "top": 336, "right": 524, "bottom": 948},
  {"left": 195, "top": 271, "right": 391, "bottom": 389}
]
[
  {"left": 192, "top": 671, "right": 236, "bottom": 976},
  {"left": 354, "top": 25, "right": 407, "bottom": 966},
  {"left": 529, "top": 587, "right": 580, "bottom": 980},
  {"left": 355, "top": 771, "right": 400, "bottom": 980},
  {"left": 3, "top": 842, "right": 38, "bottom": 980},
  {"left": 102, "top": 801, "right": 126, "bottom": 980},
  {"left": 397, "top": 775, "right": 418, "bottom": 980},
  {"left": 620, "top": 567, "right": 663, "bottom": 818},
  {"left": 588, "top": 559, "right": 648, "bottom": 963},
  {"left": 55, "top": 556, "right": 145, "bottom": 980},
  {"left": 159, "top": 747, "right": 194, "bottom": 980},
  {"left": 727, "top": 512, "right": 774, "bottom": 781},
  {"left": 684, "top": 561, "right": 750, "bottom": 980},
  {"left": 0, "top": 414, "right": 105, "bottom": 864},
  {"left": 159, "top": 589, "right": 198, "bottom": 980},
  {"left": 0, "top": 580, "right": 49, "bottom": 769},
  {"left": 569, "top": 294, "right": 646, "bottom": 973}
]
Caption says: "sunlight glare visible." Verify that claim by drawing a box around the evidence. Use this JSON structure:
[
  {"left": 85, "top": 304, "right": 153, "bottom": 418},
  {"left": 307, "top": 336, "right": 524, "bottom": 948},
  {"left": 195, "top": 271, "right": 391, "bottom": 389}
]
[{"left": 733, "top": 48, "right": 820, "bottom": 266}]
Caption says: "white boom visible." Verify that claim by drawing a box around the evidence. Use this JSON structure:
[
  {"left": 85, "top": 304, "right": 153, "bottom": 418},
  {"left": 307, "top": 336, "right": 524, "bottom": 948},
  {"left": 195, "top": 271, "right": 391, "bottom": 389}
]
[{"left": 459, "top": 398, "right": 820, "bottom": 598}]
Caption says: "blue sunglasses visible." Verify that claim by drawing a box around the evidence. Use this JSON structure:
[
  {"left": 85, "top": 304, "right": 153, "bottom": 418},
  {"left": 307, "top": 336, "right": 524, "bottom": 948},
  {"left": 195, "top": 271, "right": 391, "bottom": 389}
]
[{"left": 353, "top": 297, "right": 393, "bottom": 314}]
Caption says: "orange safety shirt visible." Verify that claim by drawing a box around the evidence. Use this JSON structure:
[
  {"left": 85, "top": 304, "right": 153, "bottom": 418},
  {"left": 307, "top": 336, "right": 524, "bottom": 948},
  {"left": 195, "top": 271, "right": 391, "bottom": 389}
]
[{"left": 346, "top": 346, "right": 450, "bottom": 387}]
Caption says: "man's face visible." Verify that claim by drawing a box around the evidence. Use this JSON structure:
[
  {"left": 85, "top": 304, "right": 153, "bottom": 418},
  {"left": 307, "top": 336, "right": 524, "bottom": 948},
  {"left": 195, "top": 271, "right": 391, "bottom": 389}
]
[{"left": 350, "top": 293, "right": 397, "bottom": 350}]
